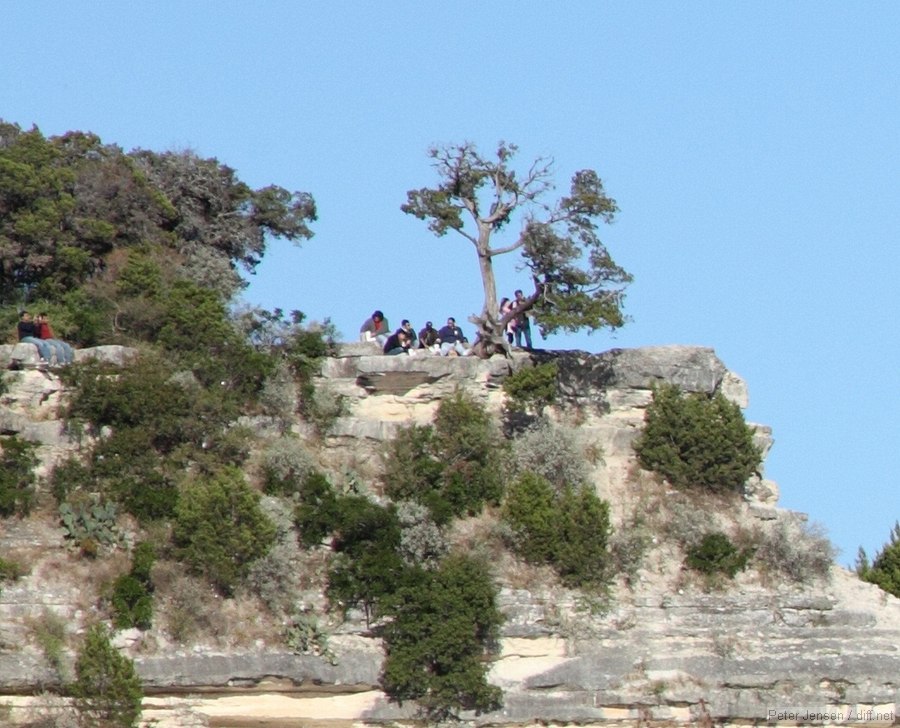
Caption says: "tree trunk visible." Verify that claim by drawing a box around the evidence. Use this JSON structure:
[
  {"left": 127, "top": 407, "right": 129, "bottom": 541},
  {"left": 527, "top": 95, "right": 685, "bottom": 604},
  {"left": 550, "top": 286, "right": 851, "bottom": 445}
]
[{"left": 470, "top": 225, "right": 509, "bottom": 358}]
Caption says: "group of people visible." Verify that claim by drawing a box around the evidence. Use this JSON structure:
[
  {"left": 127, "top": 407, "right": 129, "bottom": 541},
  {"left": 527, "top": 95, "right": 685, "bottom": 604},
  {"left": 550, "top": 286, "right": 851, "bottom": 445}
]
[
  {"left": 360, "top": 311, "right": 472, "bottom": 357},
  {"left": 360, "top": 290, "right": 535, "bottom": 358},
  {"left": 16, "top": 311, "right": 74, "bottom": 366}
]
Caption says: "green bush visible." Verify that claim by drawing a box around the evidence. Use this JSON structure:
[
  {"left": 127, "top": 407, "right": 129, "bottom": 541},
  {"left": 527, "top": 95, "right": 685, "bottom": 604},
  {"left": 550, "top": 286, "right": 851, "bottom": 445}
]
[
  {"left": 61, "top": 354, "right": 255, "bottom": 523},
  {"left": 502, "top": 361, "right": 558, "bottom": 418},
  {"left": 173, "top": 468, "right": 276, "bottom": 596},
  {"left": 325, "top": 495, "right": 404, "bottom": 622},
  {"left": 501, "top": 473, "right": 559, "bottom": 564},
  {"left": 384, "top": 392, "right": 505, "bottom": 523},
  {"left": 91, "top": 430, "right": 180, "bottom": 521},
  {"left": 502, "top": 473, "right": 612, "bottom": 589},
  {"left": 555, "top": 486, "right": 614, "bottom": 588},
  {"left": 0, "top": 436, "right": 37, "bottom": 517},
  {"left": 0, "top": 555, "right": 25, "bottom": 582},
  {"left": 47, "top": 455, "right": 94, "bottom": 505},
  {"left": 380, "top": 553, "right": 503, "bottom": 721},
  {"left": 63, "top": 355, "right": 235, "bottom": 456},
  {"left": 634, "top": 383, "right": 760, "bottom": 493},
  {"left": 857, "top": 521, "right": 900, "bottom": 598},
  {"left": 70, "top": 623, "right": 143, "bottom": 728},
  {"left": 111, "top": 542, "right": 156, "bottom": 630},
  {"left": 685, "top": 531, "right": 753, "bottom": 579},
  {"left": 294, "top": 472, "right": 344, "bottom": 547}
]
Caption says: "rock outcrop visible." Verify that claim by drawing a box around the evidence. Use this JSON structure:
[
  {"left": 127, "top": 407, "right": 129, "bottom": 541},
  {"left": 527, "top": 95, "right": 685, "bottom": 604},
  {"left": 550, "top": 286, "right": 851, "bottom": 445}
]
[{"left": 1, "top": 345, "right": 897, "bottom": 727}]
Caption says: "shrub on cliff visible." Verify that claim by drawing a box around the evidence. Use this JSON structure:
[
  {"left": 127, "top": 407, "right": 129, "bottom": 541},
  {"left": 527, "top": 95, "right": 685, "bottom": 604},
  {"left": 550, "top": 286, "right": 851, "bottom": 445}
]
[
  {"left": 0, "top": 436, "right": 37, "bottom": 517},
  {"left": 857, "top": 521, "right": 900, "bottom": 598},
  {"left": 754, "top": 518, "right": 836, "bottom": 584},
  {"left": 502, "top": 360, "right": 559, "bottom": 426},
  {"left": 502, "top": 472, "right": 612, "bottom": 589},
  {"left": 173, "top": 468, "right": 276, "bottom": 596},
  {"left": 70, "top": 623, "right": 143, "bottom": 728},
  {"left": 685, "top": 531, "right": 753, "bottom": 579},
  {"left": 634, "top": 383, "right": 760, "bottom": 493},
  {"left": 510, "top": 420, "right": 591, "bottom": 493},
  {"left": 325, "top": 495, "right": 405, "bottom": 622},
  {"left": 383, "top": 391, "right": 505, "bottom": 523},
  {"left": 380, "top": 552, "right": 503, "bottom": 722},
  {"left": 111, "top": 542, "right": 156, "bottom": 630}
]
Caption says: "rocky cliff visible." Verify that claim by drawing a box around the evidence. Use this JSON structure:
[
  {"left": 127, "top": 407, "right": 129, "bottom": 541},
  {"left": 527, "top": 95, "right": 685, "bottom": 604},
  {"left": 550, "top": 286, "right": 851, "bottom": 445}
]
[{"left": 0, "top": 343, "right": 897, "bottom": 727}]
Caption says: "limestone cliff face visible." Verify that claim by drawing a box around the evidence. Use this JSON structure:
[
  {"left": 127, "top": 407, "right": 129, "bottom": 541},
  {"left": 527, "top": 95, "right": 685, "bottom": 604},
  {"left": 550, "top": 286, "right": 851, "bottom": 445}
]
[{"left": 1, "top": 344, "right": 897, "bottom": 727}]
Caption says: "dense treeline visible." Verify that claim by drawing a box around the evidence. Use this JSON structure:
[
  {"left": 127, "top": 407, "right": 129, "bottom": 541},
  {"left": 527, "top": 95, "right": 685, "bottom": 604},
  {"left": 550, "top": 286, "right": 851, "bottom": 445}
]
[{"left": 0, "top": 120, "right": 315, "bottom": 344}]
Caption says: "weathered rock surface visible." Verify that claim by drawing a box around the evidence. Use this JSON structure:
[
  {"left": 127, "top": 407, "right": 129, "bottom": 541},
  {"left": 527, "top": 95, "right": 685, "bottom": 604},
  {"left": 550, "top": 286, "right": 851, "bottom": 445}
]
[{"left": 1, "top": 344, "right": 897, "bottom": 727}]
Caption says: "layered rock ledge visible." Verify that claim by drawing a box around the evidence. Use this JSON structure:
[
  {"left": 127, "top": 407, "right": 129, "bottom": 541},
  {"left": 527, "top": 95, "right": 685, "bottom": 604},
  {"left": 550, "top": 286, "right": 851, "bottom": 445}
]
[{"left": 0, "top": 345, "right": 897, "bottom": 727}]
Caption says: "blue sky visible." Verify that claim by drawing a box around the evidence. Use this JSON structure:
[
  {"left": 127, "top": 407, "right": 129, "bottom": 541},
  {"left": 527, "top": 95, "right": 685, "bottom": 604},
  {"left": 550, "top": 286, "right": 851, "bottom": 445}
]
[{"left": 3, "top": 1, "right": 898, "bottom": 565}]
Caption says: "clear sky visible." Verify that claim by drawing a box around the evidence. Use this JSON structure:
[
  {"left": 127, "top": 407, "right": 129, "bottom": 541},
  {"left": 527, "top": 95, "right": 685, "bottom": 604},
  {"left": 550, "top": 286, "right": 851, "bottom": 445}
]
[{"left": 3, "top": 1, "right": 898, "bottom": 565}]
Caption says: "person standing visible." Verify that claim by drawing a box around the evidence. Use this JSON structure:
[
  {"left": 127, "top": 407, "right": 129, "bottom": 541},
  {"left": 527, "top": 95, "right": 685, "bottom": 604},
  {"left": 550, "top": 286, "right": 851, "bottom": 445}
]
[
  {"left": 499, "top": 297, "right": 516, "bottom": 345},
  {"left": 512, "top": 289, "right": 533, "bottom": 349}
]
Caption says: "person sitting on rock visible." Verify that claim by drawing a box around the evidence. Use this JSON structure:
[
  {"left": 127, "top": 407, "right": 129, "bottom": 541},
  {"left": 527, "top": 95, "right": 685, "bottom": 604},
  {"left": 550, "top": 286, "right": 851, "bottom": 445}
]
[
  {"left": 383, "top": 329, "right": 411, "bottom": 355},
  {"left": 360, "top": 310, "right": 390, "bottom": 346},
  {"left": 16, "top": 311, "right": 52, "bottom": 364},
  {"left": 418, "top": 321, "right": 440, "bottom": 351},
  {"left": 36, "top": 312, "right": 74, "bottom": 365},
  {"left": 399, "top": 319, "right": 418, "bottom": 349},
  {"left": 438, "top": 317, "right": 470, "bottom": 357}
]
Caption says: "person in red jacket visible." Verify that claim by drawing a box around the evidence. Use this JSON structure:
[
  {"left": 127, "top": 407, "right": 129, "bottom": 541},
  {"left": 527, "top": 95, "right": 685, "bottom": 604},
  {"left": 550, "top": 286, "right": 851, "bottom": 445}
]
[{"left": 35, "top": 312, "right": 74, "bottom": 365}]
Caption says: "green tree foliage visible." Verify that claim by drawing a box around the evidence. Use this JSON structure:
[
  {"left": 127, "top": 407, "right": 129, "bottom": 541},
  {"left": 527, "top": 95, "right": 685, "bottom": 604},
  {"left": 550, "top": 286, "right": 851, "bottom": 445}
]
[
  {"left": 383, "top": 391, "right": 505, "bottom": 522},
  {"left": 325, "top": 495, "right": 405, "bottom": 623},
  {"left": 0, "top": 121, "right": 316, "bottom": 338},
  {"left": 70, "top": 623, "right": 143, "bottom": 728},
  {"left": 294, "top": 472, "right": 344, "bottom": 547},
  {"left": 111, "top": 542, "right": 156, "bottom": 630},
  {"left": 633, "top": 383, "right": 761, "bottom": 493},
  {"left": 502, "top": 360, "right": 559, "bottom": 423},
  {"left": 0, "top": 436, "right": 37, "bottom": 517},
  {"left": 685, "top": 532, "right": 753, "bottom": 579},
  {"left": 502, "top": 473, "right": 612, "bottom": 589},
  {"left": 402, "top": 141, "right": 631, "bottom": 354},
  {"left": 132, "top": 149, "right": 316, "bottom": 298},
  {"left": 173, "top": 468, "right": 276, "bottom": 596},
  {"left": 857, "top": 521, "right": 900, "bottom": 598},
  {"left": 380, "top": 553, "right": 503, "bottom": 721},
  {"left": 60, "top": 354, "right": 252, "bottom": 522}
]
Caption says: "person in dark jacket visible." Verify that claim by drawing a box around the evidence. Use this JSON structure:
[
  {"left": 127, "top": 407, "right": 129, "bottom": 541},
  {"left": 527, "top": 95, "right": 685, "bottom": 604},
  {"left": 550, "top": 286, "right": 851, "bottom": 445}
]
[
  {"left": 437, "top": 317, "right": 470, "bottom": 357},
  {"left": 383, "top": 329, "right": 411, "bottom": 355},
  {"left": 418, "top": 321, "right": 439, "bottom": 350},
  {"left": 399, "top": 319, "right": 418, "bottom": 348}
]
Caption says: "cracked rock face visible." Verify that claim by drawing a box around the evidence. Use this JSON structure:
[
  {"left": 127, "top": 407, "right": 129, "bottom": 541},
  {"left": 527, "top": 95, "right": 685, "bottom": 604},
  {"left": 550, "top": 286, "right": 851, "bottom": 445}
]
[{"left": 1, "top": 344, "right": 897, "bottom": 727}]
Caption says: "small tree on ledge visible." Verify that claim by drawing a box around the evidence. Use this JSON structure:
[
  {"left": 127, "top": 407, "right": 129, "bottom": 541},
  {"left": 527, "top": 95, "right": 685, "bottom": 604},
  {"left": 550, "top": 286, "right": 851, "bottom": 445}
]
[{"left": 402, "top": 141, "right": 632, "bottom": 356}]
